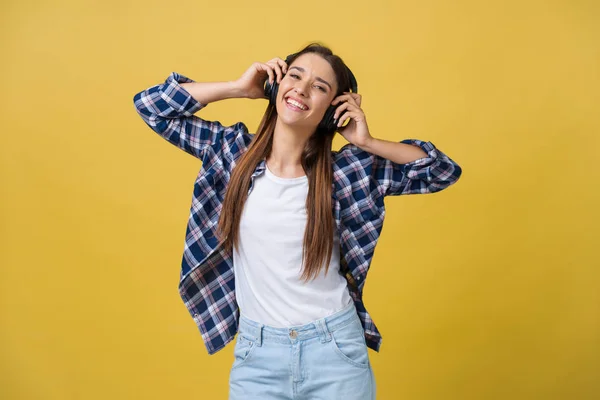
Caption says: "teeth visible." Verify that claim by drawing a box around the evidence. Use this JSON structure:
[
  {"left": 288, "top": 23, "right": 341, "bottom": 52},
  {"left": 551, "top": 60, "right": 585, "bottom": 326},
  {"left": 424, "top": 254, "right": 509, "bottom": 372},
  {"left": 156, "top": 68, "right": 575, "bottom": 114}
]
[{"left": 286, "top": 98, "right": 307, "bottom": 110}]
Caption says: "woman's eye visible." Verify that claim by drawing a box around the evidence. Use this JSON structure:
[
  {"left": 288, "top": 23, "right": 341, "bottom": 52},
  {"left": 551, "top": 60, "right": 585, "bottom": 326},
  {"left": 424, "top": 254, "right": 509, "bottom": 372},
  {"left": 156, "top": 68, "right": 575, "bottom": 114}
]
[
  {"left": 315, "top": 85, "right": 326, "bottom": 92},
  {"left": 290, "top": 74, "right": 300, "bottom": 79}
]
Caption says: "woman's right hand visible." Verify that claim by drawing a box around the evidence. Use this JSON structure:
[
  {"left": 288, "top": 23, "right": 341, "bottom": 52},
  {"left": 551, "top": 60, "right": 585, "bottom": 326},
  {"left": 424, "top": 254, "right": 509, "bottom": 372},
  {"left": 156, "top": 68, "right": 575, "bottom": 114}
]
[{"left": 234, "top": 58, "right": 288, "bottom": 99}]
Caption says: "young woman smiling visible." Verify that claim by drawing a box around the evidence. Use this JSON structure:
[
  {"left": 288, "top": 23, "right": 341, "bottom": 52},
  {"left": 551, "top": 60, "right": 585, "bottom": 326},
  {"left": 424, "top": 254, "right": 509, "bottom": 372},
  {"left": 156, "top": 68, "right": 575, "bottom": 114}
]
[{"left": 133, "top": 42, "right": 462, "bottom": 399}]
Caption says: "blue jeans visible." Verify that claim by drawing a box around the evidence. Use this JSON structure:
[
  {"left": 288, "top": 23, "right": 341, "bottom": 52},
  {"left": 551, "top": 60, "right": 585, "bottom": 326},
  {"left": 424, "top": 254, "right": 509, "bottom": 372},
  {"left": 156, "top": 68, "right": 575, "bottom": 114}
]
[{"left": 228, "top": 301, "right": 376, "bottom": 399}]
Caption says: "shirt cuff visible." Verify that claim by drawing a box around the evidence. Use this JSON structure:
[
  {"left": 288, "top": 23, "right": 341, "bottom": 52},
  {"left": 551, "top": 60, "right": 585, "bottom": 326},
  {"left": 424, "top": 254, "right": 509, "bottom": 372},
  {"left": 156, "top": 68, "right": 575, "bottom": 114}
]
[
  {"left": 400, "top": 138, "right": 439, "bottom": 163},
  {"left": 159, "top": 72, "right": 205, "bottom": 117},
  {"left": 398, "top": 139, "right": 446, "bottom": 184}
]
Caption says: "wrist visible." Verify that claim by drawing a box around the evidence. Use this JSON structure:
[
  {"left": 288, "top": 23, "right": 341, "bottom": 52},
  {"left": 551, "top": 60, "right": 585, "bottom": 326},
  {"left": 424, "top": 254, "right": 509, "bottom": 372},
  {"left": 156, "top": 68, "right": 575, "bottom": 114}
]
[
  {"left": 359, "top": 136, "right": 377, "bottom": 152},
  {"left": 228, "top": 80, "right": 248, "bottom": 99}
]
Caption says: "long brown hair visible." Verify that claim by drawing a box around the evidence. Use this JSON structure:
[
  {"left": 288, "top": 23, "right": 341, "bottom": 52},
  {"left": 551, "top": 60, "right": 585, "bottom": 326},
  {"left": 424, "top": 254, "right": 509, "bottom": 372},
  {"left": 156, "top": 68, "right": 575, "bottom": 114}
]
[{"left": 217, "top": 43, "right": 355, "bottom": 282}]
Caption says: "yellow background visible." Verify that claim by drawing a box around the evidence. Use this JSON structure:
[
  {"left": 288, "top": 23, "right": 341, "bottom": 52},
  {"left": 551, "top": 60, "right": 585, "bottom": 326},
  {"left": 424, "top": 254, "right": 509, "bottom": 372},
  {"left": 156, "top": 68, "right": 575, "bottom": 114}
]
[{"left": 1, "top": 0, "right": 598, "bottom": 398}]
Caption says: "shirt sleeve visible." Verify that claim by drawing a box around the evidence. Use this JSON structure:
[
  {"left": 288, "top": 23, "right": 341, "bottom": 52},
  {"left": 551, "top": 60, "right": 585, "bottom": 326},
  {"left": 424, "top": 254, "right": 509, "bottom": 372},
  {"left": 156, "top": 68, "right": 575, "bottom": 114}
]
[
  {"left": 339, "top": 139, "right": 462, "bottom": 197},
  {"left": 132, "top": 71, "right": 248, "bottom": 163}
]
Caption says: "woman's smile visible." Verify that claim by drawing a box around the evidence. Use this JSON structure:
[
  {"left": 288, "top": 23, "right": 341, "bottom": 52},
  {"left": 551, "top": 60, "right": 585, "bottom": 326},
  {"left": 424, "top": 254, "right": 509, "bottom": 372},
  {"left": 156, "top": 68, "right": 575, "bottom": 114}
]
[{"left": 284, "top": 96, "right": 309, "bottom": 112}]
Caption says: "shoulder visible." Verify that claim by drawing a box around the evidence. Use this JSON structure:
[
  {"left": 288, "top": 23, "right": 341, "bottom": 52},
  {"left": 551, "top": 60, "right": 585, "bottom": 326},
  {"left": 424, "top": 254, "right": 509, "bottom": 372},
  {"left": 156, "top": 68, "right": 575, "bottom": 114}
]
[
  {"left": 331, "top": 143, "right": 382, "bottom": 198},
  {"left": 332, "top": 142, "right": 379, "bottom": 165},
  {"left": 201, "top": 121, "right": 255, "bottom": 171},
  {"left": 332, "top": 143, "right": 377, "bottom": 177},
  {"left": 332, "top": 144, "right": 385, "bottom": 220},
  {"left": 217, "top": 121, "right": 254, "bottom": 153}
]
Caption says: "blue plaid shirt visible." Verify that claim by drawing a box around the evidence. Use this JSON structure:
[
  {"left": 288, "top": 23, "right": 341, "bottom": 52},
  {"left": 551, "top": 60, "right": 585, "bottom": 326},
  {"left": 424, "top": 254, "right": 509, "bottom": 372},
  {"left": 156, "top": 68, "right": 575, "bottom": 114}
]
[{"left": 133, "top": 72, "right": 462, "bottom": 355}]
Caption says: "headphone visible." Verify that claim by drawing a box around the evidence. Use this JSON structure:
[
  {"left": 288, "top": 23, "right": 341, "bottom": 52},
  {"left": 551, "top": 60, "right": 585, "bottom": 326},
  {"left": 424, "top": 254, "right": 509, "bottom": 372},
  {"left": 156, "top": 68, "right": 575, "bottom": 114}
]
[{"left": 264, "top": 53, "right": 358, "bottom": 132}]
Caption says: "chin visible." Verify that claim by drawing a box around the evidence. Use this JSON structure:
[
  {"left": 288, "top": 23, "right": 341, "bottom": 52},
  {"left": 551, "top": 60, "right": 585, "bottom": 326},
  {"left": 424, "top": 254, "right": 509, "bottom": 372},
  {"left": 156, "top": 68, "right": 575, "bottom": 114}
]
[
  {"left": 275, "top": 109, "right": 305, "bottom": 127},
  {"left": 277, "top": 115, "right": 304, "bottom": 129}
]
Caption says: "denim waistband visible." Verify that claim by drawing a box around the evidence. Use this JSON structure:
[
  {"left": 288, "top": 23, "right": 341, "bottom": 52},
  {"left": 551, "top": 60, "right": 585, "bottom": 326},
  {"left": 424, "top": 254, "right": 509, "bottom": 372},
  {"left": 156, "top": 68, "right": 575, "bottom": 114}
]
[{"left": 237, "top": 301, "right": 359, "bottom": 346}]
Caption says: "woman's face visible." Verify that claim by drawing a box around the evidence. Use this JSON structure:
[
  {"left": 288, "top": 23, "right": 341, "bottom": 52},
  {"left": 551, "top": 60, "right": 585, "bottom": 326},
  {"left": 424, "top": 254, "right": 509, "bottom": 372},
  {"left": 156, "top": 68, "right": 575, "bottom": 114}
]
[{"left": 275, "top": 52, "right": 339, "bottom": 131}]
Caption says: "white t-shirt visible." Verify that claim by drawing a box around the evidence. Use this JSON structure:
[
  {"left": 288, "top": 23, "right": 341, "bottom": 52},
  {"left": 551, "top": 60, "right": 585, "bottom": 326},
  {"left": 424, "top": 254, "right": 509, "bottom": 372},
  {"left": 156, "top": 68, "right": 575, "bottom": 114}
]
[{"left": 233, "top": 163, "right": 353, "bottom": 327}]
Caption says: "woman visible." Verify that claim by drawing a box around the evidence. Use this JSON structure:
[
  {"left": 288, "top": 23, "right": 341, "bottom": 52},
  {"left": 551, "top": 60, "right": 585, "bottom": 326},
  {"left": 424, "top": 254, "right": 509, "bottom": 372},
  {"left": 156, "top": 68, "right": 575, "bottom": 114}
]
[{"left": 133, "top": 43, "right": 462, "bottom": 399}]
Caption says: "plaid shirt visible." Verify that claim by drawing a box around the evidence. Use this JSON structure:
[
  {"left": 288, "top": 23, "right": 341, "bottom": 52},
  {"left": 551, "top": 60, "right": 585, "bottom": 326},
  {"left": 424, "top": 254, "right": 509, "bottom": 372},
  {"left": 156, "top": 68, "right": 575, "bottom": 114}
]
[{"left": 133, "top": 71, "right": 462, "bottom": 355}]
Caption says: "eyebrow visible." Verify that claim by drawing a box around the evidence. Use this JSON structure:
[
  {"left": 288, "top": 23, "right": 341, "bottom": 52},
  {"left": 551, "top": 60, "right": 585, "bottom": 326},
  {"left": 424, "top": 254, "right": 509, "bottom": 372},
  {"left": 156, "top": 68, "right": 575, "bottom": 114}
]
[{"left": 289, "top": 66, "right": 332, "bottom": 91}]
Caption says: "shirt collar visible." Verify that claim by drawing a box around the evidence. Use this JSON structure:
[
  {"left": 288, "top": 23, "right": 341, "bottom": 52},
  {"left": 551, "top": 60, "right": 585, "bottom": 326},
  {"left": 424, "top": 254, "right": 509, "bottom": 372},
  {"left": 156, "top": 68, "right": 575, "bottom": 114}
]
[{"left": 252, "top": 158, "right": 267, "bottom": 177}]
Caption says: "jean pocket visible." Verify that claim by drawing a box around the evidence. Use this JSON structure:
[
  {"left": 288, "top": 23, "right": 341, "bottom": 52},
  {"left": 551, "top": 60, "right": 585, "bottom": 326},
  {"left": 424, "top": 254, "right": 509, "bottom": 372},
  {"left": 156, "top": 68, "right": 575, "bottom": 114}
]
[
  {"left": 231, "top": 333, "right": 257, "bottom": 370},
  {"left": 330, "top": 320, "right": 370, "bottom": 369}
]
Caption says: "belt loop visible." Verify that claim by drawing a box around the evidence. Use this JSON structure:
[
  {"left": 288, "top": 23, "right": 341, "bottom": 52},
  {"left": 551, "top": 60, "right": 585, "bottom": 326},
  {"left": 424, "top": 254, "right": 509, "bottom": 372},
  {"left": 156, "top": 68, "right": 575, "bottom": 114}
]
[
  {"left": 257, "top": 324, "right": 263, "bottom": 347},
  {"left": 251, "top": 323, "right": 263, "bottom": 347},
  {"left": 315, "top": 318, "right": 332, "bottom": 343}
]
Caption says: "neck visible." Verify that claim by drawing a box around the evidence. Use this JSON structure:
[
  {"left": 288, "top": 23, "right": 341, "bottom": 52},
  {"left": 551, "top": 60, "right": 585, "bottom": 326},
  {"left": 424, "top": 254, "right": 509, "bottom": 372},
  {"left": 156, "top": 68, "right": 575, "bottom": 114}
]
[{"left": 267, "top": 118, "right": 314, "bottom": 177}]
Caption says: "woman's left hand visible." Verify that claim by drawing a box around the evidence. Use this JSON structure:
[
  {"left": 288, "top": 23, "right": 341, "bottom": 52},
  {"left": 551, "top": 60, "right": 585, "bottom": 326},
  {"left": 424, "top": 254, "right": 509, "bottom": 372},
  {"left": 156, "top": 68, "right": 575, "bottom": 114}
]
[{"left": 332, "top": 92, "right": 373, "bottom": 148}]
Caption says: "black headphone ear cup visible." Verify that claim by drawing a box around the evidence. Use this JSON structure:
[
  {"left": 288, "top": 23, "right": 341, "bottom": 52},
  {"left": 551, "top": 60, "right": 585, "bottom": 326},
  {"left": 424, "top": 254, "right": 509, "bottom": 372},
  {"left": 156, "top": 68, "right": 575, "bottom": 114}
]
[
  {"left": 265, "top": 80, "right": 280, "bottom": 106},
  {"left": 319, "top": 68, "right": 358, "bottom": 131},
  {"left": 264, "top": 80, "right": 272, "bottom": 101},
  {"left": 319, "top": 105, "right": 337, "bottom": 131},
  {"left": 264, "top": 80, "right": 279, "bottom": 105},
  {"left": 270, "top": 81, "right": 279, "bottom": 105},
  {"left": 266, "top": 54, "right": 295, "bottom": 106}
]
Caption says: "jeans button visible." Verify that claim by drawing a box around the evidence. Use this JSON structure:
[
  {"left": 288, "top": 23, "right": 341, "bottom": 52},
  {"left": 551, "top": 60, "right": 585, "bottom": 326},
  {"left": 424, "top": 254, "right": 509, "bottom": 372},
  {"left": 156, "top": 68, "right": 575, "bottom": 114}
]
[{"left": 289, "top": 329, "right": 298, "bottom": 339}]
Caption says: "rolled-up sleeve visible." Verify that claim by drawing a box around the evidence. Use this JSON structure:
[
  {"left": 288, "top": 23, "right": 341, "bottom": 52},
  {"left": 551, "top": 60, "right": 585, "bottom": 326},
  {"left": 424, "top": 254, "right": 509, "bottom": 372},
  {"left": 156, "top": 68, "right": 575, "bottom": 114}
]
[
  {"left": 133, "top": 72, "right": 246, "bottom": 162},
  {"left": 374, "top": 139, "right": 462, "bottom": 196}
]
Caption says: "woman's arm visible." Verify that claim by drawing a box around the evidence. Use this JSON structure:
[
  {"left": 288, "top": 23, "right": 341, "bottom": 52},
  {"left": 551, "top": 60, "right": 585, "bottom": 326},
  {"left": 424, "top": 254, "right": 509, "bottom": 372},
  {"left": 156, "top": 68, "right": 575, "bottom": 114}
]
[
  {"left": 132, "top": 59, "right": 289, "bottom": 161},
  {"left": 331, "top": 93, "right": 462, "bottom": 197},
  {"left": 180, "top": 57, "right": 289, "bottom": 104},
  {"left": 360, "top": 138, "right": 428, "bottom": 164},
  {"left": 179, "top": 81, "right": 246, "bottom": 104},
  {"left": 336, "top": 139, "right": 462, "bottom": 197},
  {"left": 133, "top": 71, "right": 247, "bottom": 161}
]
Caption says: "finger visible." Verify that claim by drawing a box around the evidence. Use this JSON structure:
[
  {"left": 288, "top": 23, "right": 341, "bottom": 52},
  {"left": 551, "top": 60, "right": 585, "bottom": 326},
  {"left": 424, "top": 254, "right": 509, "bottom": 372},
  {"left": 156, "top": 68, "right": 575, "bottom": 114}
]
[
  {"left": 333, "top": 102, "right": 352, "bottom": 121},
  {"left": 343, "top": 92, "right": 361, "bottom": 100},
  {"left": 348, "top": 93, "right": 362, "bottom": 106},
  {"left": 268, "top": 58, "right": 288, "bottom": 75},
  {"left": 331, "top": 95, "right": 345, "bottom": 105},
  {"left": 270, "top": 64, "right": 283, "bottom": 83},
  {"left": 344, "top": 92, "right": 361, "bottom": 103},
  {"left": 276, "top": 57, "right": 288, "bottom": 73},
  {"left": 267, "top": 62, "right": 283, "bottom": 83},
  {"left": 337, "top": 111, "right": 364, "bottom": 127},
  {"left": 337, "top": 111, "right": 352, "bottom": 127},
  {"left": 260, "top": 63, "right": 275, "bottom": 84},
  {"left": 344, "top": 94, "right": 360, "bottom": 107},
  {"left": 332, "top": 94, "right": 358, "bottom": 105},
  {"left": 333, "top": 102, "right": 360, "bottom": 121},
  {"left": 269, "top": 57, "right": 286, "bottom": 67}
]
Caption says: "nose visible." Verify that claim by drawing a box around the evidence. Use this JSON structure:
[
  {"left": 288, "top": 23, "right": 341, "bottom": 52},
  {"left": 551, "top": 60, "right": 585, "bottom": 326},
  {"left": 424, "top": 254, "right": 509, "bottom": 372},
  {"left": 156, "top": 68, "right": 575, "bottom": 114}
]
[{"left": 294, "top": 81, "right": 309, "bottom": 96}]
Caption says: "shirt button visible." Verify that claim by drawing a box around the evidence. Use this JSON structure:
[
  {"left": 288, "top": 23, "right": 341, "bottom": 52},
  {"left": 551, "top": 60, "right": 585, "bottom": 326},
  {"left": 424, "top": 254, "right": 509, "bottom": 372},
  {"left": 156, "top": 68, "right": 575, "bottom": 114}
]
[
  {"left": 289, "top": 330, "right": 298, "bottom": 339},
  {"left": 193, "top": 313, "right": 199, "bottom": 318}
]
